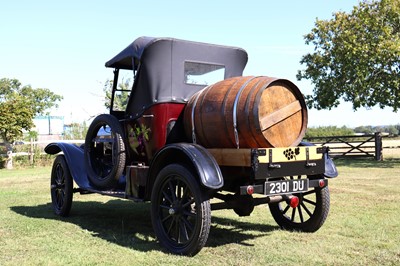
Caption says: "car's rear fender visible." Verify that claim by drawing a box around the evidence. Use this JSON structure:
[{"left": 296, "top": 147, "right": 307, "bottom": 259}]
[
  {"left": 146, "top": 143, "right": 224, "bottom": 198},
  {"left": 300, "top": 141, "right": 338, "bottom": 178}
]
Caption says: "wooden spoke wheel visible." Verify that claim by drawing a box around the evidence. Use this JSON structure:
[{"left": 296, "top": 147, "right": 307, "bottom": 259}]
[
  {"left": 269, "top": 175, "right": 330, "bottom": 232},
  {"left": 151, "top": 164, "right": 211, "bottom": 256},
  {"left": 50, "top": 155, "right": 73, "bottom": 217}
]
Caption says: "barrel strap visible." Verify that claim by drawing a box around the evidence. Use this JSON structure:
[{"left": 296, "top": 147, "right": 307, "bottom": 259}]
[
  {"left": 191, "top": 87, "right": 209, "bottom": 144},
  {"left": 232, "top": 76, "right": 258, "bottom": 149}
]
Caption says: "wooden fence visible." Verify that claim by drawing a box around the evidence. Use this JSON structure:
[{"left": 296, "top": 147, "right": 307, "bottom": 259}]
[
  {"left": 0, "top": 140, "right": 84, "bottom": 164},
  {"left": 304, "top": 132, "right": 384, "bottom": 161},
  {"left": 0, "top": 134, "right": 395, "bottom": 162}
]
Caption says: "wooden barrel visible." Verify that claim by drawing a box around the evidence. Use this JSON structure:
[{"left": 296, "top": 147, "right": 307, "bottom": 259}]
[{"left": 183, "top": 76, "right": 308, "bottom": 148}]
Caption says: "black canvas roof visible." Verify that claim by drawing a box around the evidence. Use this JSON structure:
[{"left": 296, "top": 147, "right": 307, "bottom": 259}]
[
  {"left": 105, "top": 36, "right": 156, "bottom": 70},
  {"left": 105, "top": 37, "right": 248, "bottom": 118}
]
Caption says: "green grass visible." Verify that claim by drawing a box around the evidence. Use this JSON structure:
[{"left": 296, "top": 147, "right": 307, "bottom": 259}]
[{"left": 1, "top": 159, "right": 400, "bottom": 265}]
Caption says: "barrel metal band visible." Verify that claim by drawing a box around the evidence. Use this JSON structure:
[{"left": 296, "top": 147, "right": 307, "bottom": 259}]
[
  {"left": 232, "top": 76, "right": 258, "bottom": 149},
  {"left": 191, "top": 87, "right": 209, "bottom": 144}
]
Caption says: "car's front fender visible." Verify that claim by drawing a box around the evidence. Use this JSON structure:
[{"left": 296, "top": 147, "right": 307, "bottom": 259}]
[{"left": 45, "top": 143, "right": 91, "bottom": 188}]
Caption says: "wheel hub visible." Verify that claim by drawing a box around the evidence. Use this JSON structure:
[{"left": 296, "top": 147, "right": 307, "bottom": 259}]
[{"left": 169, "top": 201, "right": 183, "bottom": 216}]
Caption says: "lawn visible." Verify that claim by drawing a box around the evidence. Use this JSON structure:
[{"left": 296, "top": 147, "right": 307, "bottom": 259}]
[{"left": 0, "top": 158, "right": 399, "bottom": 265}]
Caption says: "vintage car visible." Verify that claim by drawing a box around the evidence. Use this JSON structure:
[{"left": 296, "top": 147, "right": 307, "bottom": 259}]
[{"left": 45, "top": 37, "right": 338, "bottom": 256}]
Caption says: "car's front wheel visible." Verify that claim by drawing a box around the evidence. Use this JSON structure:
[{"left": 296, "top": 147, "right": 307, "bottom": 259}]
[{"left": 50, "top": 155, "right": 73, "bottom": 217}]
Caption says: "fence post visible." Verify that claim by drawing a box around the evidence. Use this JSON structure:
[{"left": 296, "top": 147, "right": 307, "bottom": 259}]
[
  {"left": 30, "top": 138, "right": 34, "bottom": 165},
  {"left": 374, "top": 132, "right": 383, "bottom": 161}
]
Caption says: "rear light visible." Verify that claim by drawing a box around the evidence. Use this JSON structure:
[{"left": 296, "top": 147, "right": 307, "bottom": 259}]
[
  {"left": 319, "top": 180, "right": 325, "bottom": 188},
  {"left": 246, "top": 185, "right": 254, "bottom": 195},
  {"left": 289, "top": 196, "right": 299, "bottom": 208}
]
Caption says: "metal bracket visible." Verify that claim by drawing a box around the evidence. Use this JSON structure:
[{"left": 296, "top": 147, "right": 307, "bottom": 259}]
[
  {"left": 232, "top": 77, "right": 258, "bottom": 149},
  {"left": 305, "top": 147, "right": 317, "bottom": 167},
  {"left": 268, "top": 148, "right": 281, "bottom": 169},
  {"left": 190, "top": 89, "right": 206, "bottom": 144},
  {"left": 251, "top": 149, "right": 259, "bottom": 175}
]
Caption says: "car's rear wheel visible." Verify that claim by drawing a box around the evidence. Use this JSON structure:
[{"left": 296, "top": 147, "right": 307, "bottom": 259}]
[
  {"left": 151, "top": 164, "right": 211, "bottom": 256},
  {"left": 84, "top": 114, "right": 126, "bottom": 189},
  {"left": 50, "top": 155, "right": 73, "bottom": 217},
  {"left": 268, "top": 175, "right": 330, "bottom": 232}
]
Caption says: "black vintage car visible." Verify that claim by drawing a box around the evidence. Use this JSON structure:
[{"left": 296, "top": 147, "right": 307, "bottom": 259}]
[{"left": 45, "top": 37, "right": 338, "bottom": 256}]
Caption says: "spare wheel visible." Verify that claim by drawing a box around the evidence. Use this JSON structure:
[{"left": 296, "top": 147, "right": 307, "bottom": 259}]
[{"left": 84, "top": 114, "right": 126, "bottom": 189}]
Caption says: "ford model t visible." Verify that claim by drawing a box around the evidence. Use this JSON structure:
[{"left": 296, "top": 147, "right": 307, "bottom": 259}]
[{"left": 45, "top": 37, "right": 338, "bottom": 256}]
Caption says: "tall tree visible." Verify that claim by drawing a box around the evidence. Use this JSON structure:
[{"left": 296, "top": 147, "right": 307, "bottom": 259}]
[
  {"left": 297, "top": 0, "right": 400, "bottom": 111},
  {"left": 0, "top": 78, "right": 63, "bottom": 168},
  {"left": 103, "top": 78, "right": 131, "bottom": 111}
]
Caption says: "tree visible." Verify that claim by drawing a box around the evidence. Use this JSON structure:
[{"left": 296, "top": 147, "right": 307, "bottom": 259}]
[
  {"left": 305, "top": 126, "right": 354, "bottom": 138},
  {"left": 297, "top": 0, "right": 400, "bottom": 111},
  {"left": 103, "top": 78, "right": 131, "bottom": 111},
  {"left": 395, "top": 124, "right": 400, "bottom": 135},
  {"left": 64, "top": 122, "right": 88, "bottom": 140},
  {"left": 0, "top": 78, "right": 62, "bottom": 169},
  {"left": 354, "top": 125, "right": 374, "bottom": 134},
  {"left": 385, "top": 125, "right": 399, "bottom": 135}
]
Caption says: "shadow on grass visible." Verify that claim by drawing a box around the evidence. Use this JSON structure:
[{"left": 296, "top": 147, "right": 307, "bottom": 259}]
[
  {"left": 207, "top": 215, "right": 276, "bottom": 248},
  {"left": 11, "top": 199, "right": 278, "bottom": 253},
  {"left": 333, "top": 157, "right": 400, "bottom": 168}
]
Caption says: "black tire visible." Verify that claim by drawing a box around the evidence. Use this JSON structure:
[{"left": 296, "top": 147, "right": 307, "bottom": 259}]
[
  {"left": 269, "top": 175, "right": 330, "bottom": 232},
  {"left": 151, "top": 164, "right": 211, "bottom": 256},
  {"left": 51, "top": 155, "right": 73, "bottom": 217},
  {"left": 84, "top": 114, "right": 126, "bottom": 189}
]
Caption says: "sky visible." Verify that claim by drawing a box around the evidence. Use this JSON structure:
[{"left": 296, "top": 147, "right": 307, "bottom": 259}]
[{"left": 1, "top": 0, "right": 398, "bottom": 127}]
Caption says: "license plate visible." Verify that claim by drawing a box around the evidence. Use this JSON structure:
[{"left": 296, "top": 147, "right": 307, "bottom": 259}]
[{"left": 265, "top": 179, "right": 309, "bottom": 196}]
